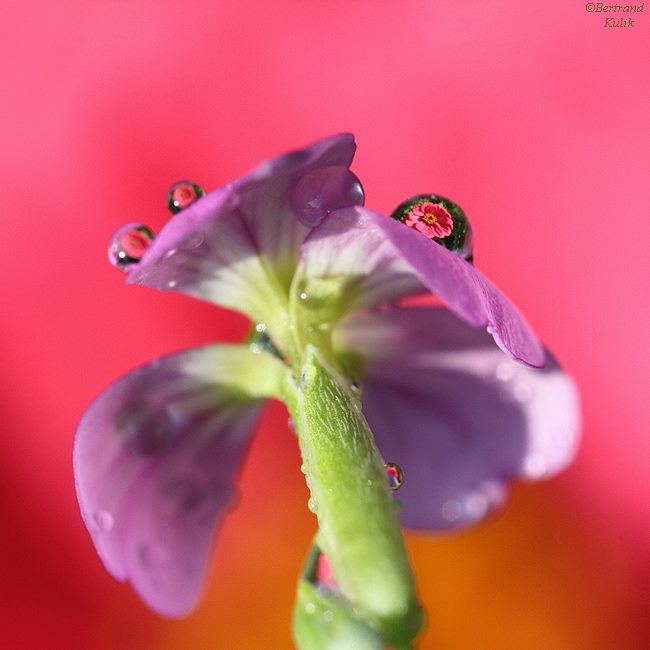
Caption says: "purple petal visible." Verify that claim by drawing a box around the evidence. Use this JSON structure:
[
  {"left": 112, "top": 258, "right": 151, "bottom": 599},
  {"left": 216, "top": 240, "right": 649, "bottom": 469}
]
[
  {"left": 73, "top": 346, "right": 269, "bottom": 617},
  {"left": 127, "top": 134, "right": 360, "bottom": 323},
  {"left": 335, "top": 308, "right": 580, "bottom": 531},
  {"left": 299, "top": 207, "right": 545, "bottom": 367}
]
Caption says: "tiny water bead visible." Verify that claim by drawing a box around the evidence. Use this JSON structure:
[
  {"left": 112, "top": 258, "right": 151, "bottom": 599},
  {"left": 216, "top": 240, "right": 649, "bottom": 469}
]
[
  {"left": 166, "top": 180, "right": 204, "bottom": 214},
  {"left": 93, "top": 509, "right": 114, "bottom": 533},
  {"left": 107, "top": 224, "right": 155, "bottom": 271},
  {"left": 384, "top": 462, "right": 404, "bottom": 491},
  {"left": 390, "top": 194, "right": 473, "bottom": 261}
]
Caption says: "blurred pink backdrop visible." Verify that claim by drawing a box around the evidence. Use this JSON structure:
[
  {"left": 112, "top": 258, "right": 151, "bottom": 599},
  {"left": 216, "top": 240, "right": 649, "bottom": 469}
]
[{"left": 1, "top": 1, "right": 648, "bottom": 648}]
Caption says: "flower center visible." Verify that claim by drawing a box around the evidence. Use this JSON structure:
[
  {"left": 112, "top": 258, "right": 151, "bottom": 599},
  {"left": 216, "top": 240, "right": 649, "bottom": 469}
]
[{"left": 422, "top": 212, "right": 438, "bottom": 226}]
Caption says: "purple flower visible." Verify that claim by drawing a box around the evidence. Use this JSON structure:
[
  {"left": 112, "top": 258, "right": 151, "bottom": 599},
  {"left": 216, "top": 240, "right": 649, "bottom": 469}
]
[{"left": 74, "top": 134, "right": 580, "bottom": 618}]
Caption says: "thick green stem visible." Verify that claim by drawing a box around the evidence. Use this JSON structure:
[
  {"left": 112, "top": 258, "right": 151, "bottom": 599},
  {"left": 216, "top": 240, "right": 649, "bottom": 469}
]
[{"left": 283, "top": 346, "right": 423, "bottom": 647}]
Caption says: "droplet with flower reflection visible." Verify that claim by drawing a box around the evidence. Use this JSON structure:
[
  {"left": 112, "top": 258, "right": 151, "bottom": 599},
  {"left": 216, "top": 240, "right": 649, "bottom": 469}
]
[
  {"left": 108, "top": 224, "right": 155, "bottom": 271},
  {"left": 384, "top": 462, "right": 404, "bottom": 491},
  {"left": 166, "top": 181, "right": 204, "bottom": 214},
  {"left": 391, "top": 194, "right": 473, "bottom": 261}
]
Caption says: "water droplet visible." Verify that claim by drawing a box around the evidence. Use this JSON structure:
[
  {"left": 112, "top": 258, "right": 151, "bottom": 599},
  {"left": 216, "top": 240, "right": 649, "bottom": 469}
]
[
  {"left": 300, "top": 463, "right": 306, "bottom": 474},
  {"left": 93, "top": 510, "right": 114, "bottom": 532},
  {"left": 524, "top": 454, "right": 547, "bottom": 478},
  {"left": 255, "top": 323, "right": 267, "bottom": 333},
  {"left": 441, "top": 499, "right": 463, "bottom": 522},
  {"left": 390, "top": 194, "right": 474, "bottom": 261},
  {"left": 513, "top": 381, "right": 533, "bottom": 403},
  {"left": 305, "top": 602, "right": 316, "bottom": 615},
  {"left": 308, "top": 498, "right": 318, "bottom": 513},
  {"left": 185, "top": 231, "right": 205, "bottom": 249},
  {"left": 108, "top": 224, "right": 154, "bottom": 271},
  {"left": 139, "top": 543, "right": 169, "bottom": 569},
  {"left": 289, "top": 165, "right": 364, "bottom": 228},
  {"left": 463, "top": 492, "right": 488, "bottom": 520},
  {"left": 166, "top": 181, "right": 204, "bottom": 214},
  {"left": 384, "top": 462, "right": 404, "bottom": 491},
  {"left": 494, "top": 362, "right": 515, "bottom": 382},
  {"left": 299, "top": 291, "right": 309, "bottom": 301},
  {"left": 115, "top": 403, "right": 175, "bottom": 455}
]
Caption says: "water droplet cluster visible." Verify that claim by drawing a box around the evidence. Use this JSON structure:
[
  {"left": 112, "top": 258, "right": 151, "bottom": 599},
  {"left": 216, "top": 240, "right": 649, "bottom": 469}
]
[{"left": 108, "top": 181, "right": 204, "bottom": 272}]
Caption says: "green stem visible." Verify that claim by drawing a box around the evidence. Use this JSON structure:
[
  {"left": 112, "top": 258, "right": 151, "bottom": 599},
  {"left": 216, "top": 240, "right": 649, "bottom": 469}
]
[{"left": 282, "top": 346, "right": 423, "bottom": 647}]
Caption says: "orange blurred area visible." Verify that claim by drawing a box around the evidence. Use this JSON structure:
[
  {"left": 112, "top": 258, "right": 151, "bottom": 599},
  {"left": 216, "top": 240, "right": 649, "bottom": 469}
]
[{"left": 1, "top": 1, "right": 648, "bottom": 648}]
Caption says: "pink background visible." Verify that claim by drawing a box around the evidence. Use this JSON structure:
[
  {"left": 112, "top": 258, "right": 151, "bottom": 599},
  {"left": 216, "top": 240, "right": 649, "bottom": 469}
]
[{"left": 1, "top": 1, "right": 648, "bottom": 647}]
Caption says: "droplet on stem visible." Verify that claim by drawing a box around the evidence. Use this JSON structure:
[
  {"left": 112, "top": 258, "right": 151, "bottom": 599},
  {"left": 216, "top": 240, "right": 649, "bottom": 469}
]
[{"left": 384, "top": 462, "right": 404, "bottom": 491}]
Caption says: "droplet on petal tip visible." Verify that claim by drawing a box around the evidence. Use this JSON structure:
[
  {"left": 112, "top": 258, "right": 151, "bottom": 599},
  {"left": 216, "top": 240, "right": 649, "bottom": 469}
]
[
  {"left": 384, "top": 462, "right": 404, "bottom": 491},
  {"left": 166, "top": 180, "right": 205, "bottom": 214},
  {"left": 390, "top": 194, "right": 473, "bottom": 261},
  {"left": 108, "top": 223, "right": 155, "bottom": 271}
]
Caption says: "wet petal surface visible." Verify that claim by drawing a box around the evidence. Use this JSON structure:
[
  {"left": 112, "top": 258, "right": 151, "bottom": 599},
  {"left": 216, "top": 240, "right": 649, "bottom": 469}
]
[
  {"left": 128, "top": 134, "right": 360, "bottom": 325},
  {"left": 335, "top": 308, "right": 580, "bottom": 530},
  {"left": 299, "top": 207, "right": 544, "bottom": 367},
  {"left": 73, "top": 345, "right": 285, "bottom": 616}
]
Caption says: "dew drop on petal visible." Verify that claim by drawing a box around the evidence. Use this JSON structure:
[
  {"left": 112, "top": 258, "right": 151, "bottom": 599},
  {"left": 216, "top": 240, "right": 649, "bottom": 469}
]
[
  {"left": 441, "top": 499, "right": 463, "bottom": 522},
  {"left": 513, "top": 381, "right": 533, "bottom": 403},
  {"left": 495, "top": 362, "right": 515, "bottom": 382},
  {"left": 289, "top": 165, "right": 365, "bottom": 228},
  {"left": 93, "top": 510, "right": 114, "bottom": 532},
  {"left": 463, "top": 492, "right": 489, "bottom": 520},
  {"left": 384, "top": 462, "right": 404, "bottom": 491},
  {"left": 524, "top": 454, "right": 548, "bottom": 478},
  {"left": 108, "top": 224, "right": 155, "bottom": 271},
  {"left": 139, "top": 543, "right": 169, "bottom": 569},
  {"left": 390, "top": 194, "right": 474, "bottom": 261},
  {"left": 166, "top": 181, "right": 204, "bottom": 214},
  {"left": 308, "top": 498, "right": 318, "bottom": 513}
]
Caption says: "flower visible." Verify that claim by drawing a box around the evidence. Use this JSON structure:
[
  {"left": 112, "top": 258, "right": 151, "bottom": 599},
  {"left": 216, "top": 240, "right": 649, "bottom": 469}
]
[
  {"left": 74, "top": 134, "right": 580, "bottom": 620},
  {"left": 404, "top": 201, "right": 454, "bottom": 238}
]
